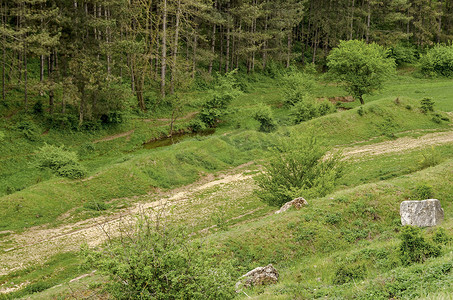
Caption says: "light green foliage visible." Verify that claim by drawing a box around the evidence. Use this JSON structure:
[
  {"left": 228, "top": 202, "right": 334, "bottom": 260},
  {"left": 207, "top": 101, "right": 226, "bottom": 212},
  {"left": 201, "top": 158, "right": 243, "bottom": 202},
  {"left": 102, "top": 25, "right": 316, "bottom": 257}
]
[
  {"left": 35, "top": 144, "right": 86, "bottom": 179},
  {"left": 291, "top": 97, "right": 319, "bottom": 124},
  {"left": 420, "top": 45, "right": 453, "bottom": 77},
  {"left": 419, "top": 146, "right": 441, "bottom": 169},
  {"left": 199, "top": 71, "right": 242, "bottom": 128},
  {"left": 420, "top": 97, "right": 435, "bottom": 113},
  {"left": 253, "top": 105, "right": 277, "bottom": 132},
  {"left": 255, "top": 136, "right": 344, "bottom": 207},
  {"left": 327, "top": 40, "right": 396, "bottom": 104},
  {"left": 84, "top": 216, "right": 236, "bottom": 299},
  {"left": 15, "top": 120, "right": 40, "bottom": 141},
  {"left": 0, "top": 131, "right": 4, "bottom": 141},
  {"left": 399, "top": 226, "right": 441, "bottom": 266},
  {"left": 281, "top": 70, "right": 315, "bottom": 106}
]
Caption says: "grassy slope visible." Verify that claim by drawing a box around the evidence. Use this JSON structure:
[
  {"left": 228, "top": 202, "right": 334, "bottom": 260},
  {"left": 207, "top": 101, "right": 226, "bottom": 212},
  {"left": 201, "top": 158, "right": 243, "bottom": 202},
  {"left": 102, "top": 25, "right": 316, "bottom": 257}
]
[{"left": 1, "top": 73, "right": 453, "bottom": 299}]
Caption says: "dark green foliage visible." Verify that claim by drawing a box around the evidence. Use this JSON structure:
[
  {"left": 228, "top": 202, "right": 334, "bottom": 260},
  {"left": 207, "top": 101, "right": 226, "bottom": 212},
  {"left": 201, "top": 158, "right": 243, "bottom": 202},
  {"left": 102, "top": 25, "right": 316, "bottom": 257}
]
[
  {"left": 84, "top": 201, "right": 108, "bottom": 211},
  {"left": 389, "top": 43, "right": 418, "bottom": 66},
  {"left": 318, "top": 100, "right": 336, "bottom": 116},
  {"left": 35, "top": 144, "right": 86, "bottom": 179},
  {"left": 15, "top": 121, "right": 40, "bottom": 141},
  {"left": 433, "top": 228, "right": 451, "bottom": 245},
  {"left": 420, "top": 45, "right": 453, "bottom": 77},
  {"left": 333, "top": 263, "right": 367, "bottom": 285},
  {"left": 255, "top": 136, "right": 344, "bottom": 207},
  {"left": 253, "top": 105, "right": 277, "bottom": 132},
  {"left": 413, "top": 183, "right": 434, "bottom": 199},
  {"left": 399, "top": 226, "right": 441, "bottom": 266},
  {"left": 84, "top": 216, "right": 236, "bottom": 299},
  {"left": 199, "top": 72, "right": 241, "bottom": 128},
  {"left": 420, "top": 97, "right": 435, "bottom": 113}
]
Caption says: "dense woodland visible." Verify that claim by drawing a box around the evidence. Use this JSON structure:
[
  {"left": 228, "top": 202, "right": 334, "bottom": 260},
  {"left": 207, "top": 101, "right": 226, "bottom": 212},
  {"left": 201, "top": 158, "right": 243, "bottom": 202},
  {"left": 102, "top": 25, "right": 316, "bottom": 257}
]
[{"left": 1, "top": 0, "right": 453, "bottom": 126}]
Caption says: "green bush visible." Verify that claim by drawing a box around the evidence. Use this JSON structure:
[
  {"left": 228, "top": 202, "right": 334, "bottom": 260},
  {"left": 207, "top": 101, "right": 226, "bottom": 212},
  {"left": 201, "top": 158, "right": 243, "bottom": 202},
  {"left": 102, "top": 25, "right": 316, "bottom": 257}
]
[
  {"left": 419, "top": 147, "right": 441, "bottom": 169},
  {"left": 84, "top": 215, "right": 236, "bottom": 299},
  {"left": 0, "top": 130, "right": 4, "bottom": 141},
  {"left": 255, "top": 136, "right": 344, "bottom": 207},
  {"left": 15, "top": 120, "right": 40, "bottom": 141},
  {"left": 199, "top": 71, "right": 242, "bottom": 128},
  {"left": 413, "top": 183, "right": 434, "bottom": 199},
  {"left": 399, "top": 226, "right": 441, "bottom": 266},
  {"left": 318, "top": 100, "right": 336, "bottom": 116},
  {"left": 420, "top": 44, "right": 453, "bottom": 77},
  {"left": 389, "top": 43, "right": 418, "bottom": 66},
  {"left": 433, "top": 228, "right": 451, "bottom": 245},
  {"left": 281, "top": 70, "right": 315, "bottom": 106},
  {"left": 291, "top": 98, "right": 319, "bottom": 124},
  {"left": 420, "top": 97, "right": 435, "bottom": 113},
  {"left": 253, "top": 105, "right": 277, "bottom": 132},
  {"left": 35, "top": 144, "right": 86, "bottom": 179},
  {"left": 333, "top": 263, "right": 367, "bottom": 285}
]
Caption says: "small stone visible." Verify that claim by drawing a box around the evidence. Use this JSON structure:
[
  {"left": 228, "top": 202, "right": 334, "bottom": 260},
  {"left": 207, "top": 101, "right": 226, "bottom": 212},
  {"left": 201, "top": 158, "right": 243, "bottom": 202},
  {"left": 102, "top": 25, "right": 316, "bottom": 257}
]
[
  {"left": 400, "top": 199, "right": 444, "bottom": 227},
  {"left": 275, "top": 197, "right": 308, "bottom": 214},
  {"left": 235, "top": 264, "right": 278, "bottom": 292}
]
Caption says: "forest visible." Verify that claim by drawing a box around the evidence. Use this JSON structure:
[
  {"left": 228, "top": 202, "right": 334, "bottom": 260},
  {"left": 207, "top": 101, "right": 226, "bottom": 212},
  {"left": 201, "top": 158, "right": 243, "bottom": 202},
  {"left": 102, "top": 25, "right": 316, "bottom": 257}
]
[{"left": 1, "top": 0, "right": 453, "bottom": 126}]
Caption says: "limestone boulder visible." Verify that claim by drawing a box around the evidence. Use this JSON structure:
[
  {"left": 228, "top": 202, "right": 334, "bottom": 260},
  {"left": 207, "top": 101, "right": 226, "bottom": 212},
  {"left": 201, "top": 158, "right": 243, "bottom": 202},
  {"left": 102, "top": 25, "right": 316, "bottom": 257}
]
[
  {"left": 400, "top": 199, "right": 444, "bottom": 227},
  {"left": 235, "top": 264, "right": 278, "bottom": 292},
  {"left": 275, "top": 197, "right": 308, "bottom": 214}
]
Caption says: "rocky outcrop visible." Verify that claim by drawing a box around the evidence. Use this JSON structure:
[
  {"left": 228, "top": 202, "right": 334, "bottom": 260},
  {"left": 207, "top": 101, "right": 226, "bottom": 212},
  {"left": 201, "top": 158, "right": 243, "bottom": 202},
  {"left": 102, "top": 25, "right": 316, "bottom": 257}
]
[
  {"left": 400, "top": 199, "right": 444, "bottom": 227},
  {"left": 235, "top": 264, "right": 278, "bottom": 292},
  {"left": 275, "top": 197, "right": 308, "bottom": 214}
]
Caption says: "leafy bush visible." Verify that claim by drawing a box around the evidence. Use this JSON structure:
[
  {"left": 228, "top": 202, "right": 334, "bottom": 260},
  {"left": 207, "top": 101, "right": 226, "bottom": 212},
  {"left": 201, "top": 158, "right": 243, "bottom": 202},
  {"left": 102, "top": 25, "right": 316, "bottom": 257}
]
[
  {"left": 389, "top": 43, "right": 418, "bottom": 66},
  {"left": 420, "top": 97, "right": 435, "bottom": 113},
  {"left": 253, "top": 105, "right": 277, "bottom": 132},
  {"left": 0, "top": 130, "right": 4, "bottom": 141},
  {"left": 281, "top": 70, "right": 315, "bottom": 106},
  {"left": 15, "top": 120, "right": 40, "bottom": 141},
  {"left": 255, "top": 136, "right": 344, "bottom": 207},
  {"left": 318, "top": 100, "right": 336, "bottom": 116},
  {"left": 413, "top": 183, "right": 434, "bottom": 199},
  {"left": 420, "top": 44, "right": 453, "bottom": 77},
  {"left": 291, "top": 98, "right": 319, "bottom": 124},
  {"left": 419, "top": 147, "right": 441, "bottom": 169},
  {"left": 399, "top": 226, "right": 441, "bottom": 266},
  {"left": 84, "top": 215, "right": 236, "bottom": 299},
  {"left": 35, "top": 144, "right": 86, "bottom": 179},
  {"left": 199, "top": 71, "right": 242, "bottom": 128},
  {"left": 333, "top": 263, "right": 367, "bottom": 285},
  {"left": 433, "top": 228, "right": 451, "bottom": 245}
]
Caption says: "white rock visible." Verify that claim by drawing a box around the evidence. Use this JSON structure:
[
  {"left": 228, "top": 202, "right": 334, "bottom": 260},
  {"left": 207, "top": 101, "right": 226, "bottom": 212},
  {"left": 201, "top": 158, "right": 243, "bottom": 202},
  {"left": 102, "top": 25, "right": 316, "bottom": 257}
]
[
  {"left": 400, "top": 199, "right": 444, "bottom": 227},
  {"left": 235, "top": 264, "right": 278, "bottom": 292},
  {"left": 275, "top": 197, "right": 308, "bottom": 214}
]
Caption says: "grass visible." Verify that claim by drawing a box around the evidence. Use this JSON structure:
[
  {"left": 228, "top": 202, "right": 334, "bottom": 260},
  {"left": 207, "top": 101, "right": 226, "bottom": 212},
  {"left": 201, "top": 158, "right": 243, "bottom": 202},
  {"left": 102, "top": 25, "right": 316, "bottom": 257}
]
[{"left": 1, "top": 70, "right": 453, "bottom": 298}]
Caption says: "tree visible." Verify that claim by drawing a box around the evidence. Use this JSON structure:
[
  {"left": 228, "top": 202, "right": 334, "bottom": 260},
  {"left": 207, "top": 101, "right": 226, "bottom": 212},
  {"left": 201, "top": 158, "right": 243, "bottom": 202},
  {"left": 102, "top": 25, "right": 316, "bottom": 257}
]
[{"left": 327, "top": 39, "right": 395, "bottom": 105}]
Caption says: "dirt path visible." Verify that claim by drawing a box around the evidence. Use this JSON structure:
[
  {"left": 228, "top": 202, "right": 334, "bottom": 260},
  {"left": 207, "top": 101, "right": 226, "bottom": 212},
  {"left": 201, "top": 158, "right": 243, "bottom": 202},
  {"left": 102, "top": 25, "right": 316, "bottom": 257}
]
[
  {"left": 0, "top": 164, "right": 255, "bottom": 281},
  {"left": 93, "top": 129, "right": 135, "bottom": 143},
  {"left": 1, "top": 130, "right": 453, "bottom": 292},
  {"left": 341, "top": 130, "right": 453, "bottom": 160}
]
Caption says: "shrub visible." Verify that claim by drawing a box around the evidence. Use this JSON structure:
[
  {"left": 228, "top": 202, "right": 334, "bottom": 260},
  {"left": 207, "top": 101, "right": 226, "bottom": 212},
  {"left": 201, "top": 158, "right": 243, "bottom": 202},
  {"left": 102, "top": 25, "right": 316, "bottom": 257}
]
[
  {"left": 84, "top": 215, "right": 236, "bottom": 299},
  {"left": 281, "top": 70, "right": 315, "bottom": 106},
  {"left": 420, "top": 97, "right": 435, "bottom": 113},
  {"left": 389, "top": 43, "right": 418, "bottom": 66},
  {"left": 0, "top": 130, "right": 4, "bottom": 141},
  {"left": 433, "top": 228, "right": 451, "bottom": 245},
  {"left": 318, "top": 100, "right": 336, "bottom": 116},
  {"left": 291, "top": 98, "right": 319, "bottom": 124},
  {"left": 15, "top": 120, "right": 40, "bottom": 141},
  {"left": 35, "top": 144, "right": 86, "bottom": 179},
  {"left": 253, "top": 105, "right": 277, "bottom": 132},
  {"left": 333, "top": 263, "right": 367, "bottom": 285},
  {"left": 412, "top": 183, "right": 434, "bottom": 199},
  {"left": 399, "top": 226, "right": 441, "bottom": 266},
  {"left": 199, "top": 71, "right": 242, "bottom": 128},
  {"left": 255, "top": 135, "right": 344, "bottom": 207},
  {"left": 419, "top": 147, "right": 441, "bottom": 169},
  {"left": 420, "top": 44, "right": 453, "bottom": 77}
]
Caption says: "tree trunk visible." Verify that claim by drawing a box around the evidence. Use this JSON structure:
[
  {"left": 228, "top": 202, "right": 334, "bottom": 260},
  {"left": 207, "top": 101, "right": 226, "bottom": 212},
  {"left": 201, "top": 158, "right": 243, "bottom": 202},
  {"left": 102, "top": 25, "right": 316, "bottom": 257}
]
[
  {"left": 366, "top": 0, "right": 371, "bottom": 43},
  {"left": 359, "top": 95, "right": 364, "bottom": 105},
  {"left": 161, "top": 0, "right": 167, "bottom": 98},
  {"left": 2, "top": 1, "right": 6, "bottom": 103},
  {"left": 208, "top": 1, "right": 216, "bottom": 75},
  {"left": 170, "top": 0, "right": 181, "bottom": 94},
  {"left": 192, "top": 33, "right": 197, "bottom": 79},
  {"left": 24, "top": 39, "right": 28, "bottom": 109},
  {"left": 286, "top": 31, "right": 291, "bottom": 68},
  {"left": 350, "top": 0, "right": 355, "bottom": 40}
]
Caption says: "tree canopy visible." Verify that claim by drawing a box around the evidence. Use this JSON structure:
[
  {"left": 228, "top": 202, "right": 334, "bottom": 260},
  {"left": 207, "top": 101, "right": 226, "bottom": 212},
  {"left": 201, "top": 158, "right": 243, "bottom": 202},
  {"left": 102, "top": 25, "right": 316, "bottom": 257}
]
[{"left": 327, "top": 40, "right": 396, "bottom": 105}]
